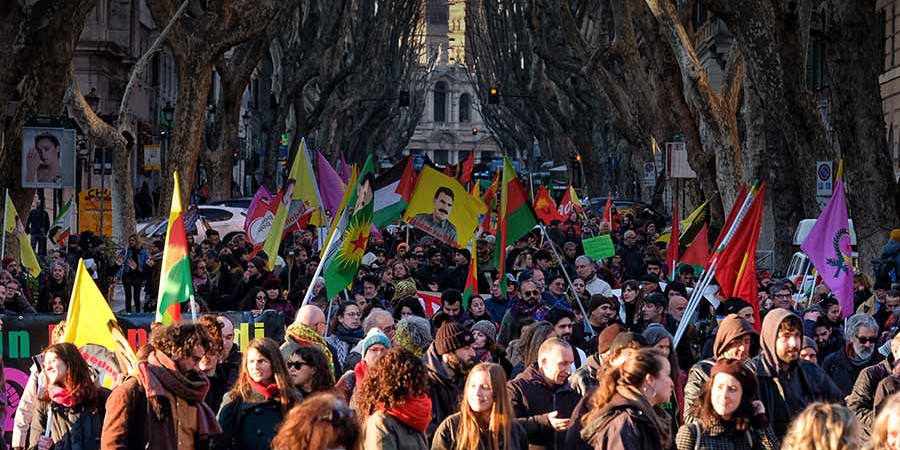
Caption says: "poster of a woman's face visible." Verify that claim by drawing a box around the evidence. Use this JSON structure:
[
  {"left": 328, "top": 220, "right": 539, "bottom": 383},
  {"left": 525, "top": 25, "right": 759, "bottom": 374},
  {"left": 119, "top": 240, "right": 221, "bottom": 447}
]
[{"left": 22, "top": 127, "right": 75, "bottom": 188}]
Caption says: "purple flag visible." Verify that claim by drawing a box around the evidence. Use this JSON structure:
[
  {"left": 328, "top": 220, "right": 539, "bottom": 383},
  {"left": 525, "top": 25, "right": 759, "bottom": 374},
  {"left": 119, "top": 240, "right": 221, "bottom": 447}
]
[
  {"left": 316, "top": 151, "right": 345, "bottom": 226},
  {"left": 800, "top": 178, "right": 855, "bottom": 317}
]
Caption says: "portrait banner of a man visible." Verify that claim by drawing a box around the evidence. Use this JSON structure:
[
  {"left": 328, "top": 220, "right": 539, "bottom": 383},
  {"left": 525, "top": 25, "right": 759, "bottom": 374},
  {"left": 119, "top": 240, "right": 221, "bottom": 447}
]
[
  {"left": 403, "top": 166, "right": 486, "bottom": 247},
  {"left": 22, "top": 126, "right": 76, "bottom": 188}
]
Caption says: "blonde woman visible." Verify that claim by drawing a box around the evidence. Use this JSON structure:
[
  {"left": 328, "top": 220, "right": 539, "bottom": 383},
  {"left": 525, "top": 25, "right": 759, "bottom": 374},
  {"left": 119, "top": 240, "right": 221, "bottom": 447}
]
[
  {"left": 869, "top": 391, "right": 900, "bottom": 450},
  {"left": 781, "top": 402, "right": 860, "bottom": 450},
  {"left": 431, "top": 363, "right": 527, "bottom": 450}
]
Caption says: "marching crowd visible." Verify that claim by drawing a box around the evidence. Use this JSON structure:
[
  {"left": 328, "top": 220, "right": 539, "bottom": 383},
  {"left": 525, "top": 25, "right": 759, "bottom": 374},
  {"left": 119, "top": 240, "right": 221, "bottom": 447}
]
[{"left": 5, "top": 206, "right": 900, "bottom": 450}]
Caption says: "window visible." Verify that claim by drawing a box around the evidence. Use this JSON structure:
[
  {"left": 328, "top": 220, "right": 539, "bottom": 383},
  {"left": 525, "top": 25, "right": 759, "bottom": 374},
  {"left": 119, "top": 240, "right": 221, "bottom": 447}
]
[
  {"left": 199, "top": 208, "right": 234, "bottom": 222},
  {"left": 458, "top": 93, "right": 471, "bottom": 122},
  {"left": 427, "top": 0, "right": 448, "bottom": 24},
  {"left": 806, "top": 35, "right": 827, "bottom": 91},
  {"left": 434, "top": 81, "right": 448, "bottom": 123}
]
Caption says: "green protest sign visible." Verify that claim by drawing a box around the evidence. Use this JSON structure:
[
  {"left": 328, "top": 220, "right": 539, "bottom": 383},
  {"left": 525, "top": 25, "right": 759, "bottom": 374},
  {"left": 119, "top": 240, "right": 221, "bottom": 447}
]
[{"left": 582, "top": 235, "right": 616, "bottom": 260}]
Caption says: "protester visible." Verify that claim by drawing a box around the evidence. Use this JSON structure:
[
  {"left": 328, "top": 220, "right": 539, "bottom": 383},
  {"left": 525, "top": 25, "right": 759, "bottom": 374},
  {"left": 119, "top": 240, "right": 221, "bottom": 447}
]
[
  {"left": 780, "top": 403, "right": 861, "bottom": 450},
  {"left": 326, "top": 303, "right": 365, "bottom": 369},
  {"left": 499, "top": 280, "right": 546, "bottom": 345},
  {"left": 424, "top": 321, "right": 477, "bottom": 438},
  {"left": 270, "top": 393, "right": 361, "bottom": 450},
  {"left": 683, "top": 314, "right": 758, "bottom": 424},
  {"left": 217, "top": 337, "right": 300, "bottom": 450},
  {"left": 336, "top": 328, "right": 391, "bottom": 402},
  {"left": 432, "top": 362, "right": 528, "bottom": 450},
  {"left": 101, "top": 322, "right": 221, "bottom": 449},
  {"left": 115, "top": 234, "right": 150, "bottom": 313},
  {"left": 822, "top": 313, "right": 882, "bottom": 396},
  {"left": 358, "top": 348, "right": 431, "bottom": 450},
  {"left": 848, "top": 331, "right": 900, "bottom": 436},
  {"left": 13, "top": 320, "right": 66, "bottom": 450},
  {"left": 282, "top": 305, "right": 340, "bottom": 374},
  {"left": 579, "top": 347, "right": 675, "bottom": 449},
  {"left": 395, "top": 315, "right": 433, "bottom": 357},
  {"left": 869, "top": 391, "right": 900, "bottom": 450},
  {"left": 508, "top": 337, "right": 581, "bottom": 450},
  {"left": 287, "top": 346, "right": 334, "bottom": 399},
  {"left": 29, "top": 343, "right": 110, "bottom": 450},
  {"left": 197, "top": 314, "right": 230, "bottom": 413},
  {"left": 746, "top": 309, "right": 843, "bottom": 439},
  {"left": 643, "top": 323, "right": 685, "bottom": 425},
  {"left": 675, "top": 359, "right": 779, "bottom": 450},
  {"left": 799, "top": 336, "right": 819, "bottom": 364}
]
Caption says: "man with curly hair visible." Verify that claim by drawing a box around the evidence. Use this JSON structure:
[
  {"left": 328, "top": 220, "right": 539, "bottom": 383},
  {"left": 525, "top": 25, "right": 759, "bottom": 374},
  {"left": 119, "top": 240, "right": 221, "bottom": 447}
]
[{"left": 101, "top": 322, "right": 223, "bottom": 450}]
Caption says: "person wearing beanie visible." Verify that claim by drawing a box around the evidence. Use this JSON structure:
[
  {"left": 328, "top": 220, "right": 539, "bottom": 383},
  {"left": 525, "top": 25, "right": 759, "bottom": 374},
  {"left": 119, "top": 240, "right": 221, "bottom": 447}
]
[
  {"left": 717, "top": 297, "right": 755, "bottom": 326},
  {"left": 422, "top": 321, "right": 477, "bottom": 440},
  {"left": 675, "top": 359, "right": 779, "bottom": 450},
  {"left": 746, "top": 309, "right": 842, "bottom": 439},
  {"left": 684, "top": 314, "right": 759, "bottom": 425},
  {"left": 335, "top": 328, "right": 391, "bottom": 403},
  {"left": 800, "top": 336, "right": 819, "bottom": 364},
  {"left": 470, "top": 320, "right": 513, "bottom": 375},
  {"left": 390, "top": 279, "right": 418, "bottom": 305},
  {"left": 395, "top": 316, "right": 432, "bottom": 357},
  {"left": 260, "top": 277, "right": 295, "bottom": 319},
  {"left": 643, "top": 323, "right": 687, "bottom": 425}
]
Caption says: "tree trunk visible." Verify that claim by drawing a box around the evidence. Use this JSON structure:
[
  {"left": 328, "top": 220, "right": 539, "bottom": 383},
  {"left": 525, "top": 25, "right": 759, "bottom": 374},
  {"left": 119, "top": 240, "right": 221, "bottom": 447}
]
[
  {"left": 159, "top": 60, "right": 213, "bottom": 212},
  {"left": 825, "top": 0, "right": 899, "bottom": 273},
  {"left": 206, "top": 88, "right": 242, "bottom": 202}
]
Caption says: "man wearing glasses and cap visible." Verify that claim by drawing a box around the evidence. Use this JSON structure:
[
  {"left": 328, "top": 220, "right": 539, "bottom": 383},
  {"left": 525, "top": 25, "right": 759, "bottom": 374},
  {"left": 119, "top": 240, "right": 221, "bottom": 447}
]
[{"left": 498, "top": 280, "right": 548, "bottom": 345}]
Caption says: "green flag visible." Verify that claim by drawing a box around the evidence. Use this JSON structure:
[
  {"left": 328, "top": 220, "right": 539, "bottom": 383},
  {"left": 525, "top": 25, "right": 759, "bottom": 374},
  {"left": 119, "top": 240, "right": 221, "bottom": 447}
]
[{"left": 322, "top": 156, "right": 375, "bottom": 299}]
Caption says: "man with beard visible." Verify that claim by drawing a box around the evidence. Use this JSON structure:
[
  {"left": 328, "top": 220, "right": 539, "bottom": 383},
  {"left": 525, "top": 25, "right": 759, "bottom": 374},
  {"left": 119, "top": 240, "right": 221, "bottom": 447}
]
[
  {"left": 508, "top": 337, "right": 581, "bottom": 450},
  {"left": 410, "top": 187, "right": 458, "bottom": 244},
  {"left": 848, "top": 332, "right": 900, "bottom": 436},
  {"left": 746, "top": 309, "right": 843, "bottom": 439},
  {"left": 547, "top": 308, "right": 587, "bottom": 368},
  {"left": 422, "top": 321, "right": 477, "bottom": 440},
  {"left": 822, "top": 313, "right": 882, "bottom": 396},
  {"left": 499, "top": 280, "right": 547, "bottom": 345}
]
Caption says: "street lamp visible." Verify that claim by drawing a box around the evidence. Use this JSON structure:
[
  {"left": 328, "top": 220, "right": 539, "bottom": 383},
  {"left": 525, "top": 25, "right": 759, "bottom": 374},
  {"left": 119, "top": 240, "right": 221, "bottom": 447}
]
[
  {"left": 162, "top": 101, "right": 175, "bottom": 123},
  {"left": 160, "top": 101, "right": 175, "bottom": 177},
  {"left": 84, "top": 88, "right": 100, "bottom": 112}
]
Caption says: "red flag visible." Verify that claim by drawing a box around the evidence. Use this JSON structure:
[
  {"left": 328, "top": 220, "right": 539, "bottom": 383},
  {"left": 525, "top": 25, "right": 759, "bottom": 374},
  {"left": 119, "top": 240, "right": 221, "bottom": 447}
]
[
  {"left": 712, "top": 185, "right": 749, "bottom": 254},
  {"left": 397, "top": 156, "right": 417, "bottom": 202},
  {"left": 715, "top": 185, "right": 766, "bottom": 329},
  {"left": 666, "top": 201, "right": 679, "bottom": 280},
  {"left": 680, "top": 224, "right": 709, "bottom": 268},
  {"left": 602, "top": 196, "right": 613, "bottom": 223},
  {"left": 460, "top": 154, "right": 474, "bottom": 185},
  {"left": 480, "top": 171, "right": 500, "bottom": 233},
  {"left": 533, "top": 186, "right": 565, "bottom": 225},
  {"left": 558, "top": 184, "right": 584, "bottom": 217},
  {"left": 417, "top": 291, "right": 443, "bottom": 317}
]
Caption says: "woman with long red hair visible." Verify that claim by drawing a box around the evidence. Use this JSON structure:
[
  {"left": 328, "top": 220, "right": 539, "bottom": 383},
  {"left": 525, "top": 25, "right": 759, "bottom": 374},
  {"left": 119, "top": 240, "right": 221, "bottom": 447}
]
[{"left": 29, "top": 342, "right": 109, "bottom": 450}]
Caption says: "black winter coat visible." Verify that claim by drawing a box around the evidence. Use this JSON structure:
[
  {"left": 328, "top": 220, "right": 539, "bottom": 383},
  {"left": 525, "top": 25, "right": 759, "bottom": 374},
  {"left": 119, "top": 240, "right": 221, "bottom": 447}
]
[
  {"left": 579, "top": 393, "right": 671, "bottom": 450},
  {"left": 507, "top": 363, "right": 582, "bottom": 450},
  {"left": 215, "top": 390, "right": 292, "bottom": 450},
  {"left": 847, "top": 357, "right": 894, "bottom": 437},
  {"left": 422, "top": 344, "right": 465, "bottom": 441},
  {"left": 822, "top": 345, "right": 883, "bottom": 397}
]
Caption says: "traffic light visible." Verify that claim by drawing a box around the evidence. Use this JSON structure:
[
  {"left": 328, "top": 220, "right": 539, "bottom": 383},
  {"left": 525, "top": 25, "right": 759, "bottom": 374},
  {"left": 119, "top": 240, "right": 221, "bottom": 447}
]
[
  {"left": 399, "top": 91, "right": 410, "bottom": 107},
  {"left": 488, "top": 87, "right": 499, "bottom": 104}
]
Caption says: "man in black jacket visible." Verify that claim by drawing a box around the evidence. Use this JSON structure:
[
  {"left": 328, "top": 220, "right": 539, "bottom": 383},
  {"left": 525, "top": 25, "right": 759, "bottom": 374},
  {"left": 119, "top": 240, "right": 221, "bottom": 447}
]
[
  {"left": 746, "top": 308, "right": 843, "bottom": 439},
  {"left": 847, "top": 331, "right": 900, "bottom": 436},
  {"left": 822, "top": 313, "right": 883, "bottom": 397},
  {"left": 422, "top": 321, "right": 476, "bottom": 440},
  {"left": 508, "top": 337, "right": 582, "bottom": 450}
]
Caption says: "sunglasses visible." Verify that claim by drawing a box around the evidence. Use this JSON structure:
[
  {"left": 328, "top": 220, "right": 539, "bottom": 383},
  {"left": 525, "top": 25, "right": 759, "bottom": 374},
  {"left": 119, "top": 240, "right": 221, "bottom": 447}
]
[
  {"left": 523, "top": 290, "right": 540, "bottom": 297},
  {"left": 287, "top": 361, "right": 312, "bottom": 370},
  {"left": 857, "top": 337, "right": 878, "bottom": 344}
]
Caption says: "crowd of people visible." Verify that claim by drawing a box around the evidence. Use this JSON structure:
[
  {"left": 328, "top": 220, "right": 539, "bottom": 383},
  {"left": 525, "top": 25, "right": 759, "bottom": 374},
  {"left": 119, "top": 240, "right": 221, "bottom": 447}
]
[{"left": 7, "top": 203, "right": 900, "bottom": 450}]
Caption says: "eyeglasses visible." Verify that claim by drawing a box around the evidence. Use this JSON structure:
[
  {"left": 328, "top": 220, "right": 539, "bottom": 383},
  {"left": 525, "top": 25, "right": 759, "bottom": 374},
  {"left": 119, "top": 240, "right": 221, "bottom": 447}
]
[
  {"left": 773, "top": 294, "right": 792, "bottom": 299},
  {"left": 287, "top": 361, "right": 312, "bottom": 370},
  {"left": 857, "top": 336, "right": 878, "bottom": 344},
  {"left": 523, "top": 290, "right": 540, "bottom": 297}
]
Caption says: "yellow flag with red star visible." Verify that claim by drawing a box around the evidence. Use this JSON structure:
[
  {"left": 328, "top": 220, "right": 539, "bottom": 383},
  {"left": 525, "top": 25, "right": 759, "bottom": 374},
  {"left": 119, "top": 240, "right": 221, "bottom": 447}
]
[{"left": 322, "top": 156, "right": 375, "bottom": 299}]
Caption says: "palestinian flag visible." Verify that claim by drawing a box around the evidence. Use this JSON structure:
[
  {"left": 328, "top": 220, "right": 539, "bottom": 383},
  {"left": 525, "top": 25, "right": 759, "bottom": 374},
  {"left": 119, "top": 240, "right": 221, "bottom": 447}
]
[
  {"left": 322, "top": 156, "right": 375, "bottom": 300},
  {"left": 493, "top": 157, "right": 538, "bottom": 293},
  {"left": 49, "top": 197, "right": 74, "bottom": 247},
  {"left": 462, "top": 239, "right": 478, "bottom": 308},
  {"left": 156, "top": 172, "right": 193, "bottom": 324},
  {"left": 675, "top": 223, "right": 709, "bottom": 277},
  {"left": 373, "top": 156, "right": 416, "bottom": 227}
]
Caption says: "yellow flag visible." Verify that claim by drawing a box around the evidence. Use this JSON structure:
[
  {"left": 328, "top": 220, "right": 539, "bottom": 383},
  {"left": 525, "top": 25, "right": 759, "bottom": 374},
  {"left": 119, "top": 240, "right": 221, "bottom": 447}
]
[
  {"left": 402, "top": 166, "right": 487, "bottom": 248},
  {"left": 285, "top": 138, "right": 325, "bottom": 228},
  {"left": 262, "top": 180, "right": 295, "bottom": 271},
  {"left": 4, "top": 192, "right": 41, "bottom": 276},
  {"left": 64, "top": 259, "right": 136, "bottom": 387},
  {"left": 323, "top": 165, "right": 359, "bottom": 257}
]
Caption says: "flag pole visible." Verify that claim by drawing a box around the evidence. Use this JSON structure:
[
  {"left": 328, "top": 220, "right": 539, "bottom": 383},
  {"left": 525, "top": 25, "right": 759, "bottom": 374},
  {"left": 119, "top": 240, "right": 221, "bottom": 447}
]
[
  {"left": 301, "top": 201, "right": 350, "bottom": 307},
  {"left": 1, "top": 188, "right": 7, "bottom": 260},
  {"left": 672, "top": 182, "right": 760, "bottom": 347},
  {"left": 537, "top": 224, "right": 594, "bottom": 337}
]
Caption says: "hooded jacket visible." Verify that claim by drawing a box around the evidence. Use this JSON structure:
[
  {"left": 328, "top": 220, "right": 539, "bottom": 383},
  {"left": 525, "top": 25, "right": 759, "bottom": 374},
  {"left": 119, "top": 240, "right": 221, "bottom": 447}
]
[
  {"left": 422, "top": 343, "right": 465, "bottom": 441},
  {"left": 847, "top": 355, "right": 896, "bottom": 437},
  {"left": 683, "top": 315, "right": 758, "bottom": 424},
  {"left": 508, "top": 363, "right": 582, "bottom": 450},
  {"left": 745, "top": 309, "right": 843, "bottom": 439}
]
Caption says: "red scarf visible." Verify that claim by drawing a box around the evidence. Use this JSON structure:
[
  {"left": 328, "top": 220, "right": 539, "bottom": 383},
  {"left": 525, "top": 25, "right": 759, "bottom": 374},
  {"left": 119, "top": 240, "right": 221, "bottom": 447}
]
[
  {"left": 49, "top": 386, "right": 76, "bottom": 408},
  {"left": 354, "top": 361, "right": 369, "bottom": 383},
  {"left": 248, "top": 378, "right": 280, "bottom": 399},
  {"left": 380, "top": 395, "right": 432, "bottom": 433}
]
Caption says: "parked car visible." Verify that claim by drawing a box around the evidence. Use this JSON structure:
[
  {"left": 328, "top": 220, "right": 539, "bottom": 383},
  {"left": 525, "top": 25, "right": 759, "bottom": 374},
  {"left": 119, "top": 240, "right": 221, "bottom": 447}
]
[
  {"left": 207, "top": 197, "right": 254, "bottom": 209},
  {"left": 585, "top": 197, "right": 668, "bottom": 226},
  {"left": 137, "top": 205, "right": 247, "bottom": 244}
]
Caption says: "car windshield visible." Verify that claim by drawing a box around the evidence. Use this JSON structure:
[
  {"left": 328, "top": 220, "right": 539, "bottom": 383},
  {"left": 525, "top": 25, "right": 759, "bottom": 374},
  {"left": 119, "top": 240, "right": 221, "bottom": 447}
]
[{"left": 137, "top": 217, "right": 167, "bottom": 239}]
